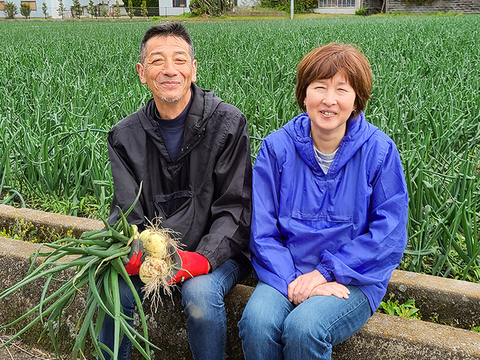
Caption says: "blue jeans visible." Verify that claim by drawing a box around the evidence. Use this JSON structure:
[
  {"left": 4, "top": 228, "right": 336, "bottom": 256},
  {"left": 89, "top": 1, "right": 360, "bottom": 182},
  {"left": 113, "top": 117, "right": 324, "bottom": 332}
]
[
  {"left": 238, "top": 281, "right": 371, "bottom": 360},
  {"left": 98, "top": 259, "right": 242, "bottom": 360}
]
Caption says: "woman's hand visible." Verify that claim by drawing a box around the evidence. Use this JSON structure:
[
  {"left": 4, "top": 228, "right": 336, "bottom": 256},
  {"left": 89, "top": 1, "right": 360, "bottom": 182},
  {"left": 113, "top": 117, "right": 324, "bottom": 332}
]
[
  {"left": 288, "top": 270, "right": 327, "bottom": 305},
  {"left": 310, "top": 282, "right": 350, "bottom": 300}
]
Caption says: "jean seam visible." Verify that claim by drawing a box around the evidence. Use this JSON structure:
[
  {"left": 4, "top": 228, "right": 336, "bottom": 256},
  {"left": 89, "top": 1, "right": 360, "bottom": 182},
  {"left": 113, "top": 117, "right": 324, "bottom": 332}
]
[{"left": 325, "top": 293, "right": 369, "bottom": 334}]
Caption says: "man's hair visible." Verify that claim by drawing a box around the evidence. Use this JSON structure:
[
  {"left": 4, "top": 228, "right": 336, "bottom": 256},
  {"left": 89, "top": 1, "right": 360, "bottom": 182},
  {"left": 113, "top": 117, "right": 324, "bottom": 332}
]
[
  {"left": 139, "top": 22, "right": 195, "bottom": 65},
  {"left": 296, "top": 42, "right": 372, "bottom": 114}
]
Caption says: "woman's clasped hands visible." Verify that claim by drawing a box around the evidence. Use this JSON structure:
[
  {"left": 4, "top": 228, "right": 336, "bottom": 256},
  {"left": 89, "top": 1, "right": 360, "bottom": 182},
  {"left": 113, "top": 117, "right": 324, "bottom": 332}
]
[{"left": 287, "top": 270, "right": 350, "bottom": 305}]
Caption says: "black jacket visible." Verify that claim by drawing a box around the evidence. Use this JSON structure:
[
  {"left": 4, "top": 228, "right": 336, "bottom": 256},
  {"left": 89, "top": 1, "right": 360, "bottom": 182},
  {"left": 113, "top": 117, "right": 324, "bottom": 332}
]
[{"left": 107, "top": 84, "right": 252, "bottom": 271}]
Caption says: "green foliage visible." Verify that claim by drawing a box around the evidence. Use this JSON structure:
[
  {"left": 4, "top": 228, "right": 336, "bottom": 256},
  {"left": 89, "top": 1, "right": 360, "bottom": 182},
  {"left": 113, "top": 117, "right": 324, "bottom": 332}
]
[
  {"left": 57, "top": 0, "right": 66, "bottom": 18},
  {"left": 378, "top": 294, "right": 421, "bottom": 319},
  {"left": 0, "top": 17, "right": 480, "bottom": 281},
  {"left": 355, "top": 5, "right": 370, "bottom": 15},
  {"left": 3, "top": 1, "right": 18, "bottom": 19},
  {"left": 101, "top": 6, "right": 109, "bottom": 17},
  {"left": 20, "top": 3, "right": 31, "bottom": 19},
  {"left": 72, "top": 0, "right": 82, "bottom": 17},
  {"left": 141, "top": 0, "right": 148, "bottom": 17},
  {"left": 115, "top": 0, "right": 121, "bottom": 17},
  {"left": 260, "top": 0, "right": 316, "bottom": 13},
  {"left": 126, "top": 0, "right": 135, "bottom": 18},
  {"left": 42, "top": 1, "right": 48, "bottom": 18},
  {"left": 189, "top": 0, "right": 234, "bottom": 16},
  {"left": 87, "top": 0, "right": 97, "bottom": 18},
  {"left": 128, "top": 0, "right": 157, "bottom": 8},
  {"left": 0, "top": 216, "right": 75, "bottom": 244}
]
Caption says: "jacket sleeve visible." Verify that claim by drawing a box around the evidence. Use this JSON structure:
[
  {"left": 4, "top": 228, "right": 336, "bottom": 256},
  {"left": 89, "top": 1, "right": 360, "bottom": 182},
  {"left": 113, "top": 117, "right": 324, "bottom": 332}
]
[
  {"left": 194, "top": 112, "right": 252, "bottom": 271},
  {"left": 107, "top": 129, "right": 146, "bottom": 230},
  {"left": 248, "top": 139, "right": 298, "bottom": 297},
  {"left": 316, "top": 142, "right": 409, "bottom": 287}
]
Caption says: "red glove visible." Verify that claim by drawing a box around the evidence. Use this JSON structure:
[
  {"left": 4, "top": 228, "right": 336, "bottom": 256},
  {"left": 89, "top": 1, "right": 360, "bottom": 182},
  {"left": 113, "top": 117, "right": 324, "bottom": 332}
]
[
  {"left": 168, "top": 249, "right": 210, "bottom": 284},
  {"left": 122, "top": 239, "right": 147, "bottom": 276}
]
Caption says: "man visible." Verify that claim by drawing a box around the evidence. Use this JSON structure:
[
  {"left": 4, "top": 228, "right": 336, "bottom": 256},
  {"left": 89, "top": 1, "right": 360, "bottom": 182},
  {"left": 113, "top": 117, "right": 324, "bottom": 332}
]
[{"left": 99, "top": 22, "right": 252, "bottom": 360}]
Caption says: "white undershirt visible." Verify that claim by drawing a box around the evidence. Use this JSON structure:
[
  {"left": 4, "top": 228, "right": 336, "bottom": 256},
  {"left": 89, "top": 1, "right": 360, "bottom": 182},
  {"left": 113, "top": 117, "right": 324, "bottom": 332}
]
[{"left": 314, "top": 146, "right": 338, "bottom": 174}]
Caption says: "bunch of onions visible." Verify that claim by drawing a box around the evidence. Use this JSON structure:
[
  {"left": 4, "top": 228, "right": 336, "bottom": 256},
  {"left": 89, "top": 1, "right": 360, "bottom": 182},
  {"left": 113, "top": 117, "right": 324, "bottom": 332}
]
[
  {"left": 137, "top": 224, "right": 182, "bottom": 308},
  {"left": 0, "top": 186, "right": 178, "bottom": 360}
]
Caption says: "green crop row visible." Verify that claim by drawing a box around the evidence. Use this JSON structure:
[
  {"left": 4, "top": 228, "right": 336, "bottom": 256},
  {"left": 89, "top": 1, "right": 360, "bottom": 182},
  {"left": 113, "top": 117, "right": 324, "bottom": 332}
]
[{"left": 0, "top": 15, "right": 479, "bottom": 281}]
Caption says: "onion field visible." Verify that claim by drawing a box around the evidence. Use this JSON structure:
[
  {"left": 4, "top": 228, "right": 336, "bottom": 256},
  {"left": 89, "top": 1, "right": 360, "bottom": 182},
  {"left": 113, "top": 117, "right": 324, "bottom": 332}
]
[{"left": 1, "top": 15, "right": 479, "bottom": 281}]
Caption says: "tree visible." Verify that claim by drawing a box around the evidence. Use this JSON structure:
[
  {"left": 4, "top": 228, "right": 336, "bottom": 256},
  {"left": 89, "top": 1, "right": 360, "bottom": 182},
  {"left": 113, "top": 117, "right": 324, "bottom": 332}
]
[
  {"left": 57, "top": 0, "right": 66, "bottom": 18},
  {"left": 42, "top": 1, "right": 48, "bottom": 18},
  {"left": 72, "top": 0, "right": 82, "bottom": 17},
  {"left": 114, "top": 0, "right": 121, "bottom": 18},
  {"left": 87, "top": 0, "right": 97, "bottom": 17},
  {"left": 126, "top": 0, "right": 135, "bottom": 18},
  {"left": 20, "top": 2, "right": 31, "bottom": 18},
  {"left": 3, "top": 1, "right": 18, "bottom": 19},
  {"left": 101, "top": 6, "right": 108, "bottom": 17},
  {"left": 189, "top": 0, "right": 233, "bottom": 16},
  {"left": 140, "top": 0, "right": 147, "bottom": 17}
]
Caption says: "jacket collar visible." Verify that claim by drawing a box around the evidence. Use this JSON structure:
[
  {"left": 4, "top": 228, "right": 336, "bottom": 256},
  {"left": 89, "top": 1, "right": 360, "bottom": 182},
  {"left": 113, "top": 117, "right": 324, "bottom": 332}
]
[
  {"left": 284, "top": 111, "right": 378, "bottom": 176},
  {"left": 139, "top": 84, "right": 224, "bottom": 162}
]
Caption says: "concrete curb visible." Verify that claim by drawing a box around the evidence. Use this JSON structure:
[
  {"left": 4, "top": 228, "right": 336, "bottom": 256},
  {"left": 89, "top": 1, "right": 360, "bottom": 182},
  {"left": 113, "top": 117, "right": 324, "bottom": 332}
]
[{"left": 0, "top": 204, "right": 479, "bottom": 359}]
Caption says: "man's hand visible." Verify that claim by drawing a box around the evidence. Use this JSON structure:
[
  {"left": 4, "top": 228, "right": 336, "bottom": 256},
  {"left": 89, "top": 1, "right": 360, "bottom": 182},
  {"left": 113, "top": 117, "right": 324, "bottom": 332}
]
[
  {"left": 287, "top": 270, "right": 327, "bottom": 305},
  {"left": 168, "top": 249, "right": 210, "bottom": 284},
  {"left": 122, "top": 238, "right": 148, "bottom": 276}
]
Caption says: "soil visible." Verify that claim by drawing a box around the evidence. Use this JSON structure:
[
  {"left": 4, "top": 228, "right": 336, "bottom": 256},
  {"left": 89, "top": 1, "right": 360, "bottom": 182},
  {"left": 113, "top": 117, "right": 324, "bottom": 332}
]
[{"left": 0, "top": 336, "right": 58, "bottom": 360}]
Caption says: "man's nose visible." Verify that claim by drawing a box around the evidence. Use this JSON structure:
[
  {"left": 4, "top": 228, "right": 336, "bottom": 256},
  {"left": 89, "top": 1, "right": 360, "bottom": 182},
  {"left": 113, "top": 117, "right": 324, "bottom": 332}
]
[{"left": 162, "top": 58, "right": 177, "bottom": 76}]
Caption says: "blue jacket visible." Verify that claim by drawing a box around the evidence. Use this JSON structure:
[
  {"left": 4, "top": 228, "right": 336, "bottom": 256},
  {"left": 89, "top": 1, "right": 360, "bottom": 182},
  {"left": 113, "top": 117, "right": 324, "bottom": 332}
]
[{"left": 250, "top": 112, "right": 408, "bottom": 312}]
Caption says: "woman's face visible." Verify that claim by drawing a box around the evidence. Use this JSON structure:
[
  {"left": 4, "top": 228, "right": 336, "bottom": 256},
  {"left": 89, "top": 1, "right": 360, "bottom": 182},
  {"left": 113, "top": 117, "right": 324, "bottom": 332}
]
[{"left": 304, "top": 72, "right": 356, "bottom": 139}]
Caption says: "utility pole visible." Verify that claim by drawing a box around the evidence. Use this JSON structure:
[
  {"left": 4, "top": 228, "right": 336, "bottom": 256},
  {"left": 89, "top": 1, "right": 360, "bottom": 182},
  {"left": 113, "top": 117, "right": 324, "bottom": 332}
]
[{"left": 290, "top": 0, "right": 293, "bottom": 19}]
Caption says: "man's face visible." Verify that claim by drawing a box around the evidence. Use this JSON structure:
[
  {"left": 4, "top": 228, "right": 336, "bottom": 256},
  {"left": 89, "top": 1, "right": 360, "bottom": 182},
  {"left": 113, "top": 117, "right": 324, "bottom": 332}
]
[{"left": 137, "top": 35, "right": 197, "bottom": 110}]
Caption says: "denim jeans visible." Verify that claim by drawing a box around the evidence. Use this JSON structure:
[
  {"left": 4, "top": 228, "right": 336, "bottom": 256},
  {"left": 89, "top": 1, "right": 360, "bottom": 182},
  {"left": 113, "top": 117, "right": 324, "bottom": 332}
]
[
  {"left": 98, "top": 258, "right": 242, "bottom": 360},
  {"left": 238, "top": 281, "right": 371, "bottom": 360}
]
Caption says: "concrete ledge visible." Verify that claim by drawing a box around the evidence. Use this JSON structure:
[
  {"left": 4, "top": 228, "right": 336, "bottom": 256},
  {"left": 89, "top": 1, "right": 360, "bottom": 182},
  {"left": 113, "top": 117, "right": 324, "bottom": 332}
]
[
  {"left": 388, "top": 270, "right": 480, "bottom": 329},
  {"left": 0, "top": 204, "right": 480, "bottom": 359}
]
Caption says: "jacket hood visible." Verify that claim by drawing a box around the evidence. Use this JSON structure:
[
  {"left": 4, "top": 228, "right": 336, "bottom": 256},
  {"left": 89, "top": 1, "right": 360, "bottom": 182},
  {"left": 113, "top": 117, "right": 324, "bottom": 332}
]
[{"left": 283, "top": 112, "right": 378, "bottom": 175}]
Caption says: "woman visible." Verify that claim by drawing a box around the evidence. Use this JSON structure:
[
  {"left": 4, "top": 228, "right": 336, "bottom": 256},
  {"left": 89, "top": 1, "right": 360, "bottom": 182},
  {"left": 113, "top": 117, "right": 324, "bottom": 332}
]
[{"left": 238, "top": 43, "right": 408, "bottom": 359}]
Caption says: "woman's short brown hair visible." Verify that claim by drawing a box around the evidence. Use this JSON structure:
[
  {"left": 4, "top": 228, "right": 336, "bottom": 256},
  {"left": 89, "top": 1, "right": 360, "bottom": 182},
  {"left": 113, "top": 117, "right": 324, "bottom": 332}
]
[{"left": 296, "top": 42, "right": 372, "bottom": 114}]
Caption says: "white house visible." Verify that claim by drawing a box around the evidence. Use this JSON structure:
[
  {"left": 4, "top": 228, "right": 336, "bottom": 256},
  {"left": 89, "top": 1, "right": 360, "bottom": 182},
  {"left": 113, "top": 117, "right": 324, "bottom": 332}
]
[{"left": 313, "top": 0, "right": 357, "bottom": 14}]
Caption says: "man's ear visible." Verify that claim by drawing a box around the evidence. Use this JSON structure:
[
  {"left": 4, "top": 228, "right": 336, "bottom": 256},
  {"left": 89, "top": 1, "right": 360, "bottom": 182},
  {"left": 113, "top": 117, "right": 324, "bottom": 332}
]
[
  {"left": 137, "top": 63, "right": 147, "bottom": 84},
  {"left": 191, "top": 59, "right": 198, "bottom": 83}
]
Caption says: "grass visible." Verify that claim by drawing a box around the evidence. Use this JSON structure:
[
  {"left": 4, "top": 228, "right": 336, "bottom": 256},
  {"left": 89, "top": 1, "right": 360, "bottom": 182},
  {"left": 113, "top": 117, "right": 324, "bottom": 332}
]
[{"left": 0, "top": 14, "right": 479, "bottom": 281}]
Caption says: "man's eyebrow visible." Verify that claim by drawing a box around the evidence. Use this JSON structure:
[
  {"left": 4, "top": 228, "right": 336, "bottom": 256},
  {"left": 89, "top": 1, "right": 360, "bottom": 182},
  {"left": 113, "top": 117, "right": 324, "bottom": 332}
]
[{"left": 148, "top": 50, "right": 189, "bottom": 57}]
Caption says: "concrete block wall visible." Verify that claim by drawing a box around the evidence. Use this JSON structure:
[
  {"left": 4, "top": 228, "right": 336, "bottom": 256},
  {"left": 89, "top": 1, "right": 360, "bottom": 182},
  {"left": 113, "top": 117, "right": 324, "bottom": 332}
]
[
  {"left": 385, "top": 0, "right": 480, "bottom": 14},
  {"left": 1, "top": 204, "right": 480, "bottom": 359}
]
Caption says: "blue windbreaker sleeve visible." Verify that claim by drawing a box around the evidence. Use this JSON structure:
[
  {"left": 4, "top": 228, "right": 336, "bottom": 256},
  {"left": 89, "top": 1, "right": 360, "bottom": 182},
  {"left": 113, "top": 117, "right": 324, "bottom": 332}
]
[
  {"left": 317, "top": 141, "right": 408, "bottom": 288},
  {"left": 250, "top": 139, "right": 297, "bottom": 297}
]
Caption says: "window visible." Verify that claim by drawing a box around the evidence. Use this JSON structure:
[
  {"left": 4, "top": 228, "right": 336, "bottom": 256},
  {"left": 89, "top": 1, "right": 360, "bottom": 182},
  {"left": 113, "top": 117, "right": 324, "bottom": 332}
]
[
  {"left": 21, "top": 1, "right": 37, "bottom": 10},
  {"left": 318, "top": 0, "right": 354, "bottom": 7},
  {"left": 0, "top": 2, "right": 5, "bottom": 11},
  {"left": 173, "top": 0, "right": 186, "bottom": 7}
]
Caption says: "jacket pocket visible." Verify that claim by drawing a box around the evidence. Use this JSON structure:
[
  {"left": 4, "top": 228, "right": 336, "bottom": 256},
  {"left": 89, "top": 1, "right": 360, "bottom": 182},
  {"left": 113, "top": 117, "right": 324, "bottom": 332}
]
[
  {"left": 154, "top": 190, "right": 195, "bottom": 239},
  {"left": 291, "top": 210, "right": 352, "bottom": 223}
]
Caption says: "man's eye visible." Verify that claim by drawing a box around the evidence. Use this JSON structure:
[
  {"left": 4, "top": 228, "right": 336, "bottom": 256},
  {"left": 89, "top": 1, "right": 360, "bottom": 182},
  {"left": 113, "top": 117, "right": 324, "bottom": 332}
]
[{"left": 175, "top": 58, "right": 187, "bottom": 64}]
